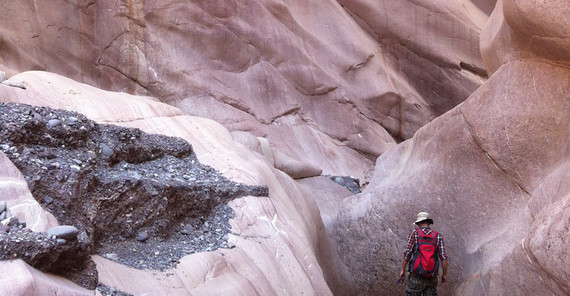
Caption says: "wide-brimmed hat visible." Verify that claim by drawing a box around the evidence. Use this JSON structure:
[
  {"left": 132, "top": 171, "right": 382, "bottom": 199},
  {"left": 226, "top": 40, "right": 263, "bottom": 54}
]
[{"left": 413, "top": 212, "right": 434, "bottom": 225}]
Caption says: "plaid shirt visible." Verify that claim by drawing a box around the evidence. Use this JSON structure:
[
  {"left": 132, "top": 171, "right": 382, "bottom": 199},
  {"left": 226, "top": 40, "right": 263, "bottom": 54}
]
[{"left": 403, "top": 226, "right": 447, "bottom": 262}]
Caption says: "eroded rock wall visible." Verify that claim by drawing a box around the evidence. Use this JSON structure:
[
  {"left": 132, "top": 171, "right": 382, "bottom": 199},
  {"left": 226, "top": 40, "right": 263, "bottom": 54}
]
[
  {"left": 330, "top": 0, "right": 570, "bottom": 295},
  {"left": 337, "top": 0, "right": 489, "bottom": 115},
  {"left": 0, "top": 71, "right": 354, "bottom": 295},
  {"left": 0, "top": 0, "right": 489, "bottom": 182}
]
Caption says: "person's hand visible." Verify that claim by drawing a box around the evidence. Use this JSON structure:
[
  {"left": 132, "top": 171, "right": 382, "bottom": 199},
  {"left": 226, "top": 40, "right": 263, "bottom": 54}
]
[
  {"left": 441, "top": 274, "right": 447, "bottom": 284},
  {"left": 398, "top": 268, "right": 405, "bottom": 284}
]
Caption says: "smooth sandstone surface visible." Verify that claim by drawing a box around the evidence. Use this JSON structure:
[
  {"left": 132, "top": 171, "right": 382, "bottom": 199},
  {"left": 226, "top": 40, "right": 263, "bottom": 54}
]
[
  {"left": 0, "top": 0, "right": 567, "bottom": 295},
  {"left": 0, "top": 152, "right": 58, "bottom": 232},
  {"left": 330, "top": 0, "right": 570, "bottom": 295},
  {"left": 0, "top": 71, "right": 354, "bottom": 295},
  {"left": 481, "top": 0, "right": 570, "bottom": 74},
  {"left": 0, "top": 0, "right": 490, "bottom": 182},
  {"left": 0, "top": 260, "right": 92, "bottom": 296}
]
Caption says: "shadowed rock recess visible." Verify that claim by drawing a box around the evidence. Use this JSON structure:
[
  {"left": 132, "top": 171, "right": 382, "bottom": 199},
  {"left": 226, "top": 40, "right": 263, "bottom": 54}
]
[{"left": 0, "top": 101, "right": 269, "bottom": 287}]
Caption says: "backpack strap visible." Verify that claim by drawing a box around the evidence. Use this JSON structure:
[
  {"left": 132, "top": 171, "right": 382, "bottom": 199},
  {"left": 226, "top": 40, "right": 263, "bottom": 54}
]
[
  {"left": 431, "top": 231, "right": 438, "bottom": 240},
  {"left": 417, "top": 229, "right": 438, "bottom": 250},
  {"left": 413, "top": 228, "right": 420, "bottom": 250}
]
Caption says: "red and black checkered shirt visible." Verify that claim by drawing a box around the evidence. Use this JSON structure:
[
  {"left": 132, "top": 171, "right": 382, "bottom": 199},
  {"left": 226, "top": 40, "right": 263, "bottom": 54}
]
[{"left": 403, "top": 226, "right": 447, "bottom": 262}]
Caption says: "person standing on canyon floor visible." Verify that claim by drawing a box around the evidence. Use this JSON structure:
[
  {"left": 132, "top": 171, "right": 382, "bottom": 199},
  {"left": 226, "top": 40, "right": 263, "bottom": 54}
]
[{"left": 399, "top": 212, "right": 448, "bottom": 295}]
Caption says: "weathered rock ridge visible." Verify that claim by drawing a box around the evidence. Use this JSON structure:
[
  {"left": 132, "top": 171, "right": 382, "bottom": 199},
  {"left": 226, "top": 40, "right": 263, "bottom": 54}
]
[{"left": 0, "top": 0, "right": 567, "bottom": 295}]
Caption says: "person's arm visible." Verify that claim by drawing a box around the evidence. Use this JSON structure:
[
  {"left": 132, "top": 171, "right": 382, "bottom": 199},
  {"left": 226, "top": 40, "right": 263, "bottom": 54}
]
[
  {"left": 441, "top": 259, "right": 448, "bottom": 283},
  {"left": 400, "top": 229, "right": 416, "bottom": 280},
  {"left": 438, "top": 233, "right": 448, "bottom": 283},
  {"left": 399, "top": 258, "right": 408, "bottom": 279}
]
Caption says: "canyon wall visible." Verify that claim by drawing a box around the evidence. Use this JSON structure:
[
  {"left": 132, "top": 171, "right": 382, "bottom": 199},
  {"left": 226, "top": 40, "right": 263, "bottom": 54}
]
[
  {"left": 330, "top": 0, "right": 570, "bottom": 295},
  {"left": 0, "top": 71, "right": 354, "bottom": 295},
  {"left": 1, "top": 0, "right": 567, "bottom": 295},
  {"left": 0, "top": 0, "right": 488, "bottom": 182}
]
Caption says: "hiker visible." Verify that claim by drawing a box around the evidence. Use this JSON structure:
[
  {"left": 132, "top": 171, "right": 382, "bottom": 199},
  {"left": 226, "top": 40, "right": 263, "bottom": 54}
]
[{"left": 399, "top": 212, "right": 448, "bottom": 295}]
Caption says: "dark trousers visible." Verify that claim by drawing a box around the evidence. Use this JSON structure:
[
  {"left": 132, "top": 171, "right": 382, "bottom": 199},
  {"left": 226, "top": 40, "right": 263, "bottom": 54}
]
[{"left": 406, "top": 273, "right": 438, "bottom": 296}]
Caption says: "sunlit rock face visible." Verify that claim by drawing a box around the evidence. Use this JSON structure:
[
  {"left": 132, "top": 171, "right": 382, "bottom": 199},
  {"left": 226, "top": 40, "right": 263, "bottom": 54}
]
[
  {"left": 330, "top": 0, "right": 570, "bottom": 295},
  {"left": 7, "top": 0, "right": 559, "bottom": 295},
  {"left": 0, "top": 0, "right": 488, "bottom": 182}
]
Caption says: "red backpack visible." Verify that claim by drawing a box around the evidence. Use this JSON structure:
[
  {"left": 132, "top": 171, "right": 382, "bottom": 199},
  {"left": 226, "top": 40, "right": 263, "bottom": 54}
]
[{"left": 409, "top": 228, "right": 439, "bottom": 277}]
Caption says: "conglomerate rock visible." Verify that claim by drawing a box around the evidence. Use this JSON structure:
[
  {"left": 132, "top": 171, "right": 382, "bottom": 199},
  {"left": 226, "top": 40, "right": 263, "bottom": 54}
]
[
  {"left": 0, "top": 225, "right": 96, "bottom": 289},
  {"left": 0, "top": 101, "right": 268, "bottom": 247},
  {"left": 0, "top": 101, "right": 268, "bottom": 288}
]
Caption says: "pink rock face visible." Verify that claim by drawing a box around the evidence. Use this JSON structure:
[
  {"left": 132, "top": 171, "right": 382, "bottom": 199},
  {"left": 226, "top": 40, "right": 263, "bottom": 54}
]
[
  {"left": 0, "top": 260, "right": 92, "bottom": 296},
  {"left": 0, "top": 0, "right": 488, "bottom": 182},
  {"left": 5, "top": 0, "right": 567, "bottom": 295},
  {"left": 337, "top": 0, "right": 489, "bottom": 113},
  {"left": 330, "top": 0, "right": 570, "bottom": 295},
  {"left": 481, "top": 0, "right": 570, "bottom": 74},
  {"left": 0, "top": 71, "right": 354, "bottom": 295},
  {"left": 0, "top": 152, "right": 58, "bottom": 232}
]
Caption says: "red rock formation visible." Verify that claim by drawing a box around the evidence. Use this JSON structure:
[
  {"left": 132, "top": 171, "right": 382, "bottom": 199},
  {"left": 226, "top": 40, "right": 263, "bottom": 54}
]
[
  {"left": 0, "top": 71, "right": 354, "bottom": 295},
  {"left": 0, "top": 0, "right": 488, "bottom": 182},
  {"left": 330, "top": 0, "right": 570, "bottom": 295},
  {"left": 7, "top": 0, "right": 565, "bottom": 295}
]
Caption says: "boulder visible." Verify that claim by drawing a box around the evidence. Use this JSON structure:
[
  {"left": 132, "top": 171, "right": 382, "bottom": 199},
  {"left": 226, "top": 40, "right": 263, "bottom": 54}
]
[
  {"left": 231, "top": 132, "right": 323, "bottom": 179},
  {"left": 273, "top": 150, "right": 322, "bottom": 179},
  {"left": 46, "top": 226, "right": 79, "bottom": 240}
]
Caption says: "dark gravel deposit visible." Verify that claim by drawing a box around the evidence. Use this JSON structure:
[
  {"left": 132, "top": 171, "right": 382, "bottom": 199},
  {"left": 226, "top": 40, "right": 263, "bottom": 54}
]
[
  {"left": 0, "top": 102, "right": 269, "bottom": 289},
  {"left": 327, "top": 175, "right": 362, "bottom": 194},
  {"left": 0, "top": 225, "right": 96, "bottom": 289},
  {"left": 97, "top": 283, "right": 134, "bottom": 296}
]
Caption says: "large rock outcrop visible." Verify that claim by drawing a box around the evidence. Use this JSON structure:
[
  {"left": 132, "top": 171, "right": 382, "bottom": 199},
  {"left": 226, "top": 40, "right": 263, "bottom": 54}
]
[
  {"left": 0, "top": 101, "right": 268, "bottom": 247},
  {"left": 0, "top": 0, "right": 489, "bottom": 182},
  {"left": 0, "top": 71, "right": 354, "bottom": 295},
  {"left": 330, "top": 0, "right": 570, "bottom": 295},
  {"left": 4, "top": 0, "right": 566, "bottom": 295}
]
